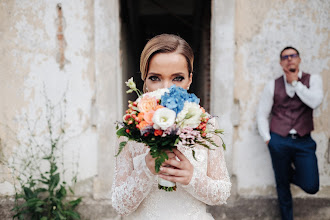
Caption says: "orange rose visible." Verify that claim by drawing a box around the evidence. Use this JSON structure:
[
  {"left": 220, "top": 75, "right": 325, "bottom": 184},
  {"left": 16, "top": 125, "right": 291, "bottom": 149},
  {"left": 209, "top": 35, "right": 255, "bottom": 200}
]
[
  {"left": 138, "top": 95, "right": 157, "bottom": 113},
  {"left": 144, "top": 110, "right": 155, "bottom": 124},
  {"left": 138, "top": 121, "right": 150, "bottom": 130},
  {"left": 155, "top": 105, "right": 165, "bottom": 110},
  {"left": 138, "top": 112, "right": 145, "bottom": 121}
]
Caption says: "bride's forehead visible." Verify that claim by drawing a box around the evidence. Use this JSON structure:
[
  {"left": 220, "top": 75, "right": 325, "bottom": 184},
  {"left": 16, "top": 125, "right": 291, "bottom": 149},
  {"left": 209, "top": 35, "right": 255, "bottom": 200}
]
[
  {"left": 150, "top": 53, "right": 186, "bottom": 65},
  {"left": 148, "top": 54, "right": 188, "bottom": 74}
]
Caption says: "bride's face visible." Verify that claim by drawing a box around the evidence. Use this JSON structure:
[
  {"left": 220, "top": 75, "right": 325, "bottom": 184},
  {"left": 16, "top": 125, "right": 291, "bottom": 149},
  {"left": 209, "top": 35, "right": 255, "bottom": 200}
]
[{"left": 145, "top": 52, "right": 192, "bottom": 92}]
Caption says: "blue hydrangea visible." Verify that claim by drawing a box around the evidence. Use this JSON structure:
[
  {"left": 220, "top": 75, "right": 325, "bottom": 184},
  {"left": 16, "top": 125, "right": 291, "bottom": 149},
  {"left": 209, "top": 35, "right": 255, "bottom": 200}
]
[{"left": 160, "top": 85, "right": 200, "bottom": 115}]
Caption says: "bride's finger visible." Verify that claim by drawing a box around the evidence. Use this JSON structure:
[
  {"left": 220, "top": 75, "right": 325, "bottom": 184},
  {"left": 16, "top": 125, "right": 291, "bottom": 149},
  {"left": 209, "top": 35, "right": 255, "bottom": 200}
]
[
  {"left": 172, "top": 148, "right": 187, "bottom": 161},
  {"left": 158, "top": 173, "right": 190, "bottom": 185},
  {"left": 166, "top": 152, "right": 176, "bottom": 159},
  {"left": 163, "top": 158, "right": 183, "bottom": 169},
  {"left": 160, "top": 165, "right": 184, "bottom": 176}
]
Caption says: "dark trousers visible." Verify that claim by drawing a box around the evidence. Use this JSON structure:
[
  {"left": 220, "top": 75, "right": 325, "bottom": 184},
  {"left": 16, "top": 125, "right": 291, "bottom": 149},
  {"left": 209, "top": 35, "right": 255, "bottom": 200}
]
[{"left": 268, "top": 132, "right": 319, "bottom": 220}]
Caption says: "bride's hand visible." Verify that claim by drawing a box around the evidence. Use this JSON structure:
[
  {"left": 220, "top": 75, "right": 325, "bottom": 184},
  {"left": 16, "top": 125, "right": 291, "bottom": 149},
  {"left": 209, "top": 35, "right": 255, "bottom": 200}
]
[
  {"left": 145, "top": 150, "right": 176, "bottom": 175},
  {"left": 158, "top": 148, "right": 193, "bottom": 185}
]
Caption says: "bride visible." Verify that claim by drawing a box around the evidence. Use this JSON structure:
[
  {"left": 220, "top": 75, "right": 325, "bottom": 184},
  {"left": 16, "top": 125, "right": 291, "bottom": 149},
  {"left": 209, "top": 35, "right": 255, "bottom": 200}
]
[{"left": 111, "top": 34, "right": 231, "bottom": 220}]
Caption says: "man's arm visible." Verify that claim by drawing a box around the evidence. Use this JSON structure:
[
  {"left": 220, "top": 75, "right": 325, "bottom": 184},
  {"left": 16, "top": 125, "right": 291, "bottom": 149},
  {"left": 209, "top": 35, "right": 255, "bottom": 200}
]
[
  {"left": 295, "top": 74, "right": 323, "bottom": 109},
  {"left": 257, "top": 81, "right": 274, "bottom": 143}
]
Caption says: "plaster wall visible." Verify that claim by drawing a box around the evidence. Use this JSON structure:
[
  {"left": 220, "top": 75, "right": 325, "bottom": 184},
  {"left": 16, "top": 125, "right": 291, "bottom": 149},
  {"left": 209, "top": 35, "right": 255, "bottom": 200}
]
[
  {"left": 211, "top": 0, "right": 236, "bottom": 177},
  {"left": 0, "top": 0, "right": 116, "bottom": 199},
  {"left": 233, "top": 0, "right": 330, "bottom": 197}
]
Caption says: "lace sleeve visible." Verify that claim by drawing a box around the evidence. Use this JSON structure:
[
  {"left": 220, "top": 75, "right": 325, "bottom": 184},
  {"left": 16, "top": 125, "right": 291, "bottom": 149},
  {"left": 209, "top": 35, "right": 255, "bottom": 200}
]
[
  {"left": 111, "top": 138, "right": 156, "bottom": 216},
  {"left": 181, "top": 118, "right": 231, "bottom": 205}
]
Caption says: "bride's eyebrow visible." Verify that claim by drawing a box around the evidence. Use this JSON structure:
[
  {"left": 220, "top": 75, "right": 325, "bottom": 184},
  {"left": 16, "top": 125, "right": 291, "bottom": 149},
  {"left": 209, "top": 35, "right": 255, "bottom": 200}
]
[
  {"left": 147, "top": 73, "right": 161, "bottom": 76},
  {"left": 147, "top": 72, "right": 186, "bottom": 77},
  {"left": 172, "top": 72, "right": 185, "bottom": 76}
]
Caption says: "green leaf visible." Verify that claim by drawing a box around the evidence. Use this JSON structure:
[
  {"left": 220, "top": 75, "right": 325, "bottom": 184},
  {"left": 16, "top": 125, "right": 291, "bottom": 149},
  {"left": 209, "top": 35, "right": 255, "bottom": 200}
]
[
  {"left": 116, "top": 127, "right": 127, "bottom": 137},
  {"left": 35, "top": 188, "right": 47, "bottom": 194},
  {"left": 154, "top": 151, "right": 168, "bottom": 173},
  {"left": 192, "top": 150, "right": 197, "bottom": 161},
  {"left": 69, "top": 186, "right": 74, "bottom": 195},
  {"left": 50, "top": 163, "right": 58, "bottom": 174},
  {"left": 222, "top": 143, "right": 226, "bottom": 150},
  {"left": 40, "top": 217, "right": 48, "bottom": 220},
  {"left": 115, "top": 141, "right": 127, "bottom": 157},
  {"left": 174, "top": 137, "right": 180, "bottom": 145},
  {"left": 215, "top": 129, "right": 224, "bottom": 134},
  {"left": 69, "top": 197, "right": 82, "bottom": 208},
  {"left": 64, "top": 210, "right": 81, "bottom": 219},
  {"left": 207, "top": 138, "right": 219, "bottom": 148},
  {"left": 35, "top": 207, "right": 44, "bottom": 212},
  {"left": 23, "top": 187, "right": 34, "bottom": 199},
  {"left": 132, "top": 106, "right": 139, "bottom": 111},
  {"left": 40, "top": 173, "right": 48, "bottom": 180},
  {"left": 56, "top": 185, "right": 67, "bottom": 199},
  {"left": 50, "top": 173, "right": 60, "bottom": 191},
  {"left": 39, "top": 180, "right": 49, "bottom": 184},
  {"left": 26, "top": 198, "right": 43, "bottom": 207},
  {"left": 43, "top": 155, "right": 52, "bottom": 160}
]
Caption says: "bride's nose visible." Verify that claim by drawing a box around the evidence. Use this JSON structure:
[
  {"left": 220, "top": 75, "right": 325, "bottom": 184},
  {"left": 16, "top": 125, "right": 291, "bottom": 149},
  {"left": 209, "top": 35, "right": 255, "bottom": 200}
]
[{"left": 163, "top": 81, "right": 173, "bottom": 89}]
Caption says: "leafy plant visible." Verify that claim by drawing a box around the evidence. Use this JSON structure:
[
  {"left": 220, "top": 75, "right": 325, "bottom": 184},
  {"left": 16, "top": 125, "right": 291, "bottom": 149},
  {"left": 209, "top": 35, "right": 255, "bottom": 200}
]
[{"left": 2, "top": 95, "right": 82, "bottom": 219}]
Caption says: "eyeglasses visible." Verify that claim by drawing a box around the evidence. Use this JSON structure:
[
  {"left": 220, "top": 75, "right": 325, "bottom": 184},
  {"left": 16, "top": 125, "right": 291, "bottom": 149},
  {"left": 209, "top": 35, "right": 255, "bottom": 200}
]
[{"left": 281, "top": 54, "right": 299, "bottom": 61}]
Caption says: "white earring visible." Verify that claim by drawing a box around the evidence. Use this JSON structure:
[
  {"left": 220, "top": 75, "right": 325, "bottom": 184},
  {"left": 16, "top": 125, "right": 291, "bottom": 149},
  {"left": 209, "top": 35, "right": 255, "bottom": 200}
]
[
  {"left": 146, "top": 87, "right": 149, "bottom": 92},
  {"left": 187, "top": 86, "right": 190, "bottom": 90}
]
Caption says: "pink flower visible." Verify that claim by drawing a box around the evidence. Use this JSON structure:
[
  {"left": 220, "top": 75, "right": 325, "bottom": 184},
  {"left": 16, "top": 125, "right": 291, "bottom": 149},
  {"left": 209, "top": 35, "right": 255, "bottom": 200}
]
[{"left": 138, "top": 95, "right": 157, "bottom": 113}]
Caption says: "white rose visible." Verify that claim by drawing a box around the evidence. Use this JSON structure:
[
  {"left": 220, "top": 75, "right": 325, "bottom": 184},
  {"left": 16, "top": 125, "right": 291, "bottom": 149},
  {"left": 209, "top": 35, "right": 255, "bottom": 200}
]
[
  {"left": 176, "top": 102, "right": 203, "bottom": 128},
  {"left": 152, "top": 108, "right": 176, "bottom": 130},
  {"left": 145, "top": 88, "right": 169, "bottom": 100}
]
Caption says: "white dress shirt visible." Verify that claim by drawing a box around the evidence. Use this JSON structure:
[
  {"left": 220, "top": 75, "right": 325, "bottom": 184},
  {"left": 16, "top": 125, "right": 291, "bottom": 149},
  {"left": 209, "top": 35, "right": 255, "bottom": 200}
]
[{"left": 257, "top": 70, "right": 323, "bottom": 142}]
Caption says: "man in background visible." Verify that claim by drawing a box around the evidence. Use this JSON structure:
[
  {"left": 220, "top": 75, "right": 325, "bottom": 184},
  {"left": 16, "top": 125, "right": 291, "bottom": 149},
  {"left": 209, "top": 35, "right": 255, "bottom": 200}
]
[{"left": 257, "top": 46, "right": 323, "bottom": 220}]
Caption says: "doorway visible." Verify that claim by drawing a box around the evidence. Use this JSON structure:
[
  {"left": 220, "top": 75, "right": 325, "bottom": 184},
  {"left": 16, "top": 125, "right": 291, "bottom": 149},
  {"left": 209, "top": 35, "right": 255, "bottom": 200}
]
[{"left": 120, "top": 0, "right": 211, "bottom": 112}]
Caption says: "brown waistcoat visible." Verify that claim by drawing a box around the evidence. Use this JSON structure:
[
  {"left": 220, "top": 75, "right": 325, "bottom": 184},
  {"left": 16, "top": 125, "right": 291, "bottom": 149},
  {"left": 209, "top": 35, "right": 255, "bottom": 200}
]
[{"left": 270, "top": 72, "right": 313, "bottom": 137}]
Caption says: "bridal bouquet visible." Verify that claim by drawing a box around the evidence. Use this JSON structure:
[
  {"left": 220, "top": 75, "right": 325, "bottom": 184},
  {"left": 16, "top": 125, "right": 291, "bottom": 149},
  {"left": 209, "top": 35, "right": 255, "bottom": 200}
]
[{"left": 116, "top": 78, "right": 225, "bottom": 191}]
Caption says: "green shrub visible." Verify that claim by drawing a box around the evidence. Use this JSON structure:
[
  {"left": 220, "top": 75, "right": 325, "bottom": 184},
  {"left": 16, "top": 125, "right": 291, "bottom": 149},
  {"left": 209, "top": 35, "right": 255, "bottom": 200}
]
[{"left": 2, "top": 96, "right": 82, "bottom": 219}]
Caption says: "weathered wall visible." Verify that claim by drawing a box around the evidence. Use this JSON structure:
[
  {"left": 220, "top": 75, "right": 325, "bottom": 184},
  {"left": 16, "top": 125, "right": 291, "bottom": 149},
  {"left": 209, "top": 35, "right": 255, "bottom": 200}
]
[
  {"left": 0, "top": 0, "right": 329, "bottom": 219},
  {"left": 0, "top": 0, "right": 122, "bottom": 210},
  {"left": 0, "top": 0, "right": 97, "bottom": 195},
  {"left": 233, "top": 0, "right": 330, "bottom": 197}
]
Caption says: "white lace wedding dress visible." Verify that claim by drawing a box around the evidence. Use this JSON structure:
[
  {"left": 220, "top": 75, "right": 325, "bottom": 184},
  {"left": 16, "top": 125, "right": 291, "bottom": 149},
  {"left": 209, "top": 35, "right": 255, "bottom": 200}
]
[{"left": 111, "top": 120, "right": 231, "bottom": 220}]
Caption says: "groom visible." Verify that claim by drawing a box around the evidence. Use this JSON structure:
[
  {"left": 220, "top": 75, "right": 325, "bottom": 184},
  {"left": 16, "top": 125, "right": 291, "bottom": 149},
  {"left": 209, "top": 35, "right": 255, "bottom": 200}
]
[{"left": 257, "top": 46, "right": 323, "bottom": 220}]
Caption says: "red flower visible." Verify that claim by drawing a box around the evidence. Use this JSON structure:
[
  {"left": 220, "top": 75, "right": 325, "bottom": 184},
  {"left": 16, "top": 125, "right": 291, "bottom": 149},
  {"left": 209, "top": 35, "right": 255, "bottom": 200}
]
[{"left": 154, "top": 129, "right": 163, "bottom": 136}]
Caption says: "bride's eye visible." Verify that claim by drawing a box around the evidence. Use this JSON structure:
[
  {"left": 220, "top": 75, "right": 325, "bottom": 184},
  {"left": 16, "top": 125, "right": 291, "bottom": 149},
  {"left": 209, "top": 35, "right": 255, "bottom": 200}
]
[
  {"left": 148, "top": 76, "right": 160, "bottom": 81},
  {"left": 173, "top": 76, "right": 184, "bottom": 82}
]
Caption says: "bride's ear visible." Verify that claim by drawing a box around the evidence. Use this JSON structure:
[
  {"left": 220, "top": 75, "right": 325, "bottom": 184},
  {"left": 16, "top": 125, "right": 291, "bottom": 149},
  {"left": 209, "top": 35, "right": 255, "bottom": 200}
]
[{"left": 188, "top": 72, "right": 193, "bottom": 88}]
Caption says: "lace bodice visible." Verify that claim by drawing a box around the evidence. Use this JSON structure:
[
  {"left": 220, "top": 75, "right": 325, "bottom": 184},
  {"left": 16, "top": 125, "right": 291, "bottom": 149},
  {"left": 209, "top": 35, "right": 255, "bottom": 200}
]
[{"left": 111, "top": 119, "right": 231, "bottom": 219}]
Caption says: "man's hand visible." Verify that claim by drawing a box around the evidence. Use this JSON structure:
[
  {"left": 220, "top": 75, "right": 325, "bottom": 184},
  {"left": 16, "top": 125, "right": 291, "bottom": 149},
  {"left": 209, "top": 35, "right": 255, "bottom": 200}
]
[{"left": 285, "top": 71, "right": 299, "bottom": 84}]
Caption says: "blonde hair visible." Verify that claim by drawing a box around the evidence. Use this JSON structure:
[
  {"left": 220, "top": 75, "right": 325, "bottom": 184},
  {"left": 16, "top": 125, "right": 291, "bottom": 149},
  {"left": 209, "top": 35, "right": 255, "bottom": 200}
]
[{"left": 140, "top": 34, "right": 194, "bottom": 92}]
